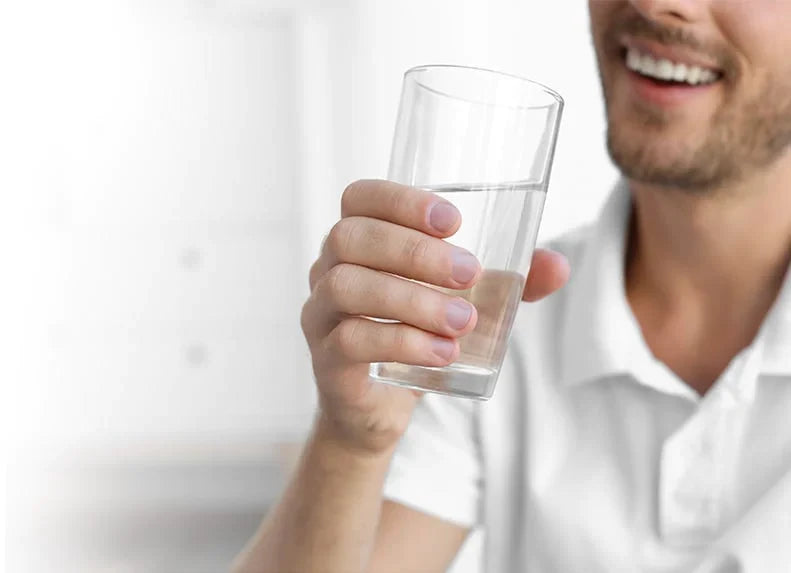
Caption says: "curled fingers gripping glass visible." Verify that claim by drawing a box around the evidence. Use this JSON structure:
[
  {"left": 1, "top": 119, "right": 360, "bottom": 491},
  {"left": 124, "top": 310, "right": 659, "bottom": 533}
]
[{"left": 369, "top": 65, "right": 564, "bottom": 399}]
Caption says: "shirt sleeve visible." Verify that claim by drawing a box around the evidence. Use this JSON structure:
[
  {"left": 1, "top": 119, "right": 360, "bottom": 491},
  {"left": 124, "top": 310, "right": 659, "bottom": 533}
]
[{"left": 382, "top": 391, "right": 482, "bottom": 528}]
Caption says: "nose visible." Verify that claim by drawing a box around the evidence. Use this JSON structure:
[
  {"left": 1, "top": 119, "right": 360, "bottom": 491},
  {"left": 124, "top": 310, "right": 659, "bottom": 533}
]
[{"left": 628, "top": 0, "right": 707, "bottom": 26}]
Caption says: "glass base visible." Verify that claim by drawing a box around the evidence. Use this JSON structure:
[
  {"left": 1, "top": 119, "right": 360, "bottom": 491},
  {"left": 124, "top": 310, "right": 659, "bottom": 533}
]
[{"left": 369, "top": 362, "right": 497, "bottom": 400}]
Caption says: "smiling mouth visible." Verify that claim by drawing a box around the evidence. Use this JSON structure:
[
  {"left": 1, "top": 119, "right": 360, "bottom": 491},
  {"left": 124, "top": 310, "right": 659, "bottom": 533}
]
[{"left": 622, "top": 47, "right": 723, "bottom": 87}]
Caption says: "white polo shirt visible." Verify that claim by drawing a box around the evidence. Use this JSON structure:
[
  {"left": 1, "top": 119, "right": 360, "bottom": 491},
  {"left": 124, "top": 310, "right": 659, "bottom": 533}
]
[{"left": 383, "top": 181, "right": 791, "bottom": 573}]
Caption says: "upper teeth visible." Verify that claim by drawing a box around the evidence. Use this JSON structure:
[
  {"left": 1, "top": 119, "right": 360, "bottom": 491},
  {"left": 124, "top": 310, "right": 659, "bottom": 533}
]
[{"left": 626, "top": 48, "right": 719, "bottom": 85}]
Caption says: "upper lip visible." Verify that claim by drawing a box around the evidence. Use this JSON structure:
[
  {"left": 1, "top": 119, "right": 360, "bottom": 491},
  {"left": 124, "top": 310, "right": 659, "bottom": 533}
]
[{"left": 621, "top": 36, "right": 723, "bottom": 73}]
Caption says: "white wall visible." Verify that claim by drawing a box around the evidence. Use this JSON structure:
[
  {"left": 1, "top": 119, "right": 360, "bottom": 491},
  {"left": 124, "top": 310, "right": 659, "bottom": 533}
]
[
  {"left": 6, "top": 0, "right": 617, "bottom": 453},
  {"left": 305, "top": 0, "right": 619, "bottom": 246},
  {"left": 7, "top": 0, "right": 316, "bottom": 452},
  {"left": 4, "top": 1, "right": 617, "bottom": 571}
]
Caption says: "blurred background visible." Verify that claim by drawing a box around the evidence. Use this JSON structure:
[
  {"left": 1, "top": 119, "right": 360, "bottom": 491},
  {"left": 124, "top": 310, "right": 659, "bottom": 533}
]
[{"left": 3, "top": 0, "right": 617, "bottom": 571}]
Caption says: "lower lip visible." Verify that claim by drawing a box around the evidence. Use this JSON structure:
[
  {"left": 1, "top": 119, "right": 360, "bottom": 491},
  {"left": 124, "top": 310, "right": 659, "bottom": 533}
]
[{"left": 626, "top": 68, "right": 719, "bottom": 107}]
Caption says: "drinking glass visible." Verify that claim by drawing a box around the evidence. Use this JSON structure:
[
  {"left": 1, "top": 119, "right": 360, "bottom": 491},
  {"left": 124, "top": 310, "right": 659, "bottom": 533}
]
[{"left": 369, "top": 64, "right": 563, "bottom": 399}]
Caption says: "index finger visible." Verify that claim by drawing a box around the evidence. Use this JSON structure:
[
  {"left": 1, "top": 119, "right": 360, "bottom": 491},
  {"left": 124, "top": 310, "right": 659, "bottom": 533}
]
[{"left": 340, "top": 179, "right": 461, "bottom": 238}]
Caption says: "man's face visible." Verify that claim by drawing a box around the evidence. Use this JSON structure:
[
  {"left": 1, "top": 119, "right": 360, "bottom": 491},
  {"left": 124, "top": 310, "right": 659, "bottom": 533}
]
[{"left": 589, "top": 0, "right": 791, "bottom": 192}]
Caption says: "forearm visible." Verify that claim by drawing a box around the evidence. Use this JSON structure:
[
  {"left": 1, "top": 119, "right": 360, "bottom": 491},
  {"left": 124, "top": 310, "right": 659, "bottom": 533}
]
[{"left": 232, "top": 414, "right": 397, "bottom": 573}]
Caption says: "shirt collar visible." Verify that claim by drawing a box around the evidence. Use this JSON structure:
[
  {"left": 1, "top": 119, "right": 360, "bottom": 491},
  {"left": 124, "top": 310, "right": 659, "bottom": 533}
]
[
  {"left": 758, "top": 255, "right": 791, "bottom": 375},
  {"left": 559, "top": 180, "right": 791, "bottom": 392},
  {"left": 560, "top": 179, "right": 644, "bottom": 389}
]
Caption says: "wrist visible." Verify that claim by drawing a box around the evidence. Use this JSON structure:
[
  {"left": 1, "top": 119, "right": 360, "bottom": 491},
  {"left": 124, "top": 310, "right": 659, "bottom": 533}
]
[{"left": 313, "top": 410, "right": 400, "bottom": 465}]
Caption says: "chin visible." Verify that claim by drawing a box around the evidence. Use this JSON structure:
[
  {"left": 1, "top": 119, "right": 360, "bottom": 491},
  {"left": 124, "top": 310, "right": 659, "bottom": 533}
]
[{"left": 606, "top": 127, "right": 730, "bottom": 193}]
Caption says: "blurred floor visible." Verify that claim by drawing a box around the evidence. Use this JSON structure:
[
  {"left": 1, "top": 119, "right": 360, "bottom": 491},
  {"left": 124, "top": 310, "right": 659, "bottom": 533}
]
[
  {"left": 10, "top": 508, "right": 265, "bottom": 573},
  {"left": 6, "top": 443, "right": 289, "bottom": 573},
  {"left": 6, "top": 441, "right": 482, "bottom": 573}
]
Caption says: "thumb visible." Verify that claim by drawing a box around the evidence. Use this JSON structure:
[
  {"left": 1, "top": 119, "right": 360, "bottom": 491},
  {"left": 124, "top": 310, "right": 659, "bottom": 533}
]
[{"left": 522, "top": 249, "right": 570, "bottom": 302}]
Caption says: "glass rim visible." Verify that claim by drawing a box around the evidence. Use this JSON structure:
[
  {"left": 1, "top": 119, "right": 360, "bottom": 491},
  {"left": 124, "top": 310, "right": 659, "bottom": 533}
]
[{"left": 404, "top": 64, "right": 564, "bottom": 110}]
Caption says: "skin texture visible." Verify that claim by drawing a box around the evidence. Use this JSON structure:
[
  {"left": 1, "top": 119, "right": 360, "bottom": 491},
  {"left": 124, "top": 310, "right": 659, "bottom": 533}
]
[
  {"left": 233, "top": 180, "right": 569, "bottom": 573},
  {"left": 235, "top": 1, "right": 791, "bottom": 571},
  {"left": 590, "top": 0, "right": 791, "bottom": 395},
  {"left": 591, "top": 0, "right": 791, "bottom": 192}
]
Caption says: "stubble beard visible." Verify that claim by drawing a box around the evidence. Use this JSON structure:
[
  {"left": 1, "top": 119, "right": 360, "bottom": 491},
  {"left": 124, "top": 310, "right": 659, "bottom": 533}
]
[
  {"left": 596, "top": 15, "right": 791, "bottom": 194},
  {"left": 605, "top": 78, "right": 791, "bottom": 194}
]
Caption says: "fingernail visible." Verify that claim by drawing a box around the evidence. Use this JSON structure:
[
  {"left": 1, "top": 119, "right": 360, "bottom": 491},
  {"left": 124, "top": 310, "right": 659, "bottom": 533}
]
[
  {"left": 451, "top": 249, "right": 479, "bottom": 284},
  {"left": 446, "top": 299, "right": 473, "bottom": 330},
  {"left": 431, "top": 337, "right": 456, "bottom": 361},
  {"left": 428, "top": 201, "right": 460, "bottom": 233}
]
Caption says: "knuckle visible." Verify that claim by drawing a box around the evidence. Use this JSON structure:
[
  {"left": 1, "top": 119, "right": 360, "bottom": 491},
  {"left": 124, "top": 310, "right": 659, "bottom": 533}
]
[
  {"left": 389, "top": 325, "right": 413, "bottom": 355},
  {"left": 404, "top": 235, "right": 433, "bottom": 268},
  {"left": 326, "top": 219, "right": 355, "bottom": 258},
  {"left": 321, "top": 263, "right": 356, "bottom": 306},
  {"left": 406, "top": 286, "right": 441, "bottom": 333},
  {"left": 299, "top": 298, "right": 315, "bottom": 338},
  {"left": 325, "top": 221, "right": 345, "bottom": 256},
  {"left": 429, "top": 297, "right": 448, "bottom": 333},
  {"left": 404, "top": 284, "right": 422, "bottom": 312},
  {"left": 333, "top": 319, "right": 361, "bottom": 357},
  {"left": 386, "top": 184, "right": 409, "bottom": 215},
  {"left": 341, "top": 179, "right": 369, "bottom": 214},
  {"left": 308, "top": 259, "right": 324, "bottom": 290}
]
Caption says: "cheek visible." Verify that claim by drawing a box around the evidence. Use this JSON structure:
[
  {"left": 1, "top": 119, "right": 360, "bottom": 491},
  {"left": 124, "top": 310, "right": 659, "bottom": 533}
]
[
  {"left": 588, "top": 0, "right": 622, "bottom": 41},
  {"left": 588, "top": 1, "right": 625, "bottom": 80},
  {"left": 714, "top": 3, "right": 791, "bottom": 80}
]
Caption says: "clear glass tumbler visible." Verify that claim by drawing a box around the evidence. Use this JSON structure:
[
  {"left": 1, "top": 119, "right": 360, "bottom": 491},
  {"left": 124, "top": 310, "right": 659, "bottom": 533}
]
[{"left": 369, "top": 64, "right": 563, "bottom": 400}]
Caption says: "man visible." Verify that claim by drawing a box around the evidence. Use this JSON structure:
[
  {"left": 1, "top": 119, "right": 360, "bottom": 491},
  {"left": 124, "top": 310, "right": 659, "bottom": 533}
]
[{"left": 234, "top": 0, "right": 791, "bottom": 571}]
